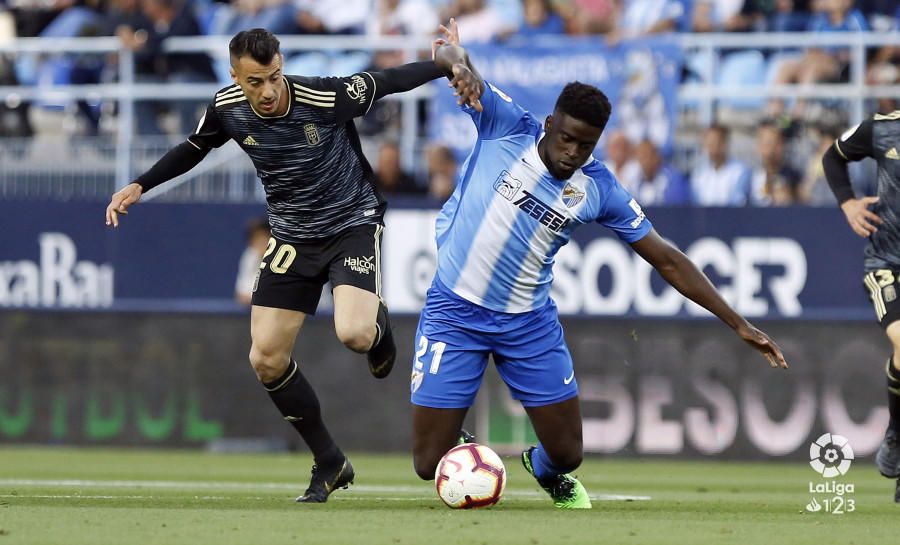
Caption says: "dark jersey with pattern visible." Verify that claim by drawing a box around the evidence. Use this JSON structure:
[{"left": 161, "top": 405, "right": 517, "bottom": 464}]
[
  {"left": 188, "top": 73, "right": 383, "bottom": 242},
  {"left": 835, "top": 111, "right": 900, "bottom": 270}
]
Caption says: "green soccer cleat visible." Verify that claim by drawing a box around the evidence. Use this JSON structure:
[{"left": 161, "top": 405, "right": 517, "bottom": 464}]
[
  {"left": 295, "top": 457, "right": 354, "bottom": 503},
  {"left": 457, "top": 429, "right": 475, "bottom": 445},
  {"left": 521, "top": 447, "right": 592, "bottom": 509}
]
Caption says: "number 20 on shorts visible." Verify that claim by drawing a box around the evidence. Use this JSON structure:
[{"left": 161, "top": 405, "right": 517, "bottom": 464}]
[
  {"left": 260, "top": 238, "right": 297, "bottom": 274},
  {"left": 415, "top": 336, "right": 447, "bottom": 374}
]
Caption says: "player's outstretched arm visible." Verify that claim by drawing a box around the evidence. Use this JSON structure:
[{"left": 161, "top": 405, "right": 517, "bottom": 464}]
[
  {"left": 433, "top": 18, "right": 484, "bottom": 112},
  {"left": 630, "top": 229, "right": 788, "bottom": 369},
  {"left": 104, "top": 141, "right": 210, "bottom": 227}
]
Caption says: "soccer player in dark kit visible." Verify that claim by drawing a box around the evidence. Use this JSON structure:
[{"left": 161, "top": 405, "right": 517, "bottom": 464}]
[
  {"left": 823, "top": 110, "right": 900, "bottom": 502},
  {"left": 104, "top": 28, "right": 482, "bottom": 503}
]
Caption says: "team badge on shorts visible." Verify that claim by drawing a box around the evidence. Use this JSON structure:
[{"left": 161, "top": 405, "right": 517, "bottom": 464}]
[{"left": 411, "top": 370, "right": 424, "bottom": 393}]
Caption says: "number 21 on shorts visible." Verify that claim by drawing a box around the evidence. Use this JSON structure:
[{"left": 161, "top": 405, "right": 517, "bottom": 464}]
[{"left": 415, "top": 336, "right": 447, "bottom": 374}]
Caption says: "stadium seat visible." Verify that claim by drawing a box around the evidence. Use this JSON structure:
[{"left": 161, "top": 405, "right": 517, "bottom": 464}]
[{"left": 716, "top": 50, "right": 767, "bottom": 110}]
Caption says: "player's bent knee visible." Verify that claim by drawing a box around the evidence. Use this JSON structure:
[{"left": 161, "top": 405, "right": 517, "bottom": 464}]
[
  {"left": 248, "top": 346, "right": 290, "bottom": 383},
  {"left": 335, "top": 322, "right": 375, "bottom": 353}
]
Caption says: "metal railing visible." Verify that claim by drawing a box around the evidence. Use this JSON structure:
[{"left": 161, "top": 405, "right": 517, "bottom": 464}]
[{"left": 0, "top": 32, "right": 897, "bottom": 196}]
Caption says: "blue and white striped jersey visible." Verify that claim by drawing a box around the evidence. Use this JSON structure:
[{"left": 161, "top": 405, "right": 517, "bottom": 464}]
[{"left": 434, "top": 82, "right": 653, "bottom": 313}]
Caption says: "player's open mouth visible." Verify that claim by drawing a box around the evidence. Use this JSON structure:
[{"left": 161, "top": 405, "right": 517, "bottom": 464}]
[
  {"left": 260, "top": 100, "right": 275, "bottom": 110},
  {"left": 558, "top": 161, "right": 575, "bottom": 170}
]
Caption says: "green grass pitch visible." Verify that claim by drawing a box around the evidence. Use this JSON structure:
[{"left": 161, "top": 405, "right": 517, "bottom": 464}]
[{"left": 0, "top": 447, "right": 898, "bottom": 544}]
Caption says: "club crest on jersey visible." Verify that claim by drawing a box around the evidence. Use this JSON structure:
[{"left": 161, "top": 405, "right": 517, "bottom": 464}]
[
  {"left": 561, "top": 183, "right": 584, "bottom": 208},
  {"left": 345, "top": 74, "right": 368, "bottom": 104},
  {"left": 493, "top": 170, "right": 523, "bottom": 201},
  {"left": 514, "top": 191, "right": 569, "bottom": 233},
  {"left": 304, "top": 123, "right": 320, "bottom": 145}
]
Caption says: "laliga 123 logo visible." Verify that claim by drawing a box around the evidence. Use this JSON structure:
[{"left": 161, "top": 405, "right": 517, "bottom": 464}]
[
  {"left": 809, "top": 433, "right": 854, "bottom": 477},
  {"left": 806, "top": 433, "right": 856, "bottom": 515}
]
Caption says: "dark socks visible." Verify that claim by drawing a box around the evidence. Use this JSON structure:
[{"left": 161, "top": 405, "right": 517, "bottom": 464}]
[
  {"left": 264, "top": 359, "right": 343, "bottom": 465},
  {"left": 888, "top": 357, "right": 900, "bottom": 432},
  {"left": 372, "top": 301, "right": 389, "bottom": 350}
]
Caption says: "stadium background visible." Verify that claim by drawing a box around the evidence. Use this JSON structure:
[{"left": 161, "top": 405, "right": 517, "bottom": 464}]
[{"left": 1, "top": 0, "right": 899, "bottom": 463}]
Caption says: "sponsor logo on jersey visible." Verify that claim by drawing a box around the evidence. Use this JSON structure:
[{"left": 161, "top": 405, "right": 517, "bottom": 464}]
[
  {"left": 561, "top": 183, "right": 584, "bottom": 208},
  {"left": 886, "top": 147, "right": 899, "bottom": 160},
  {"left": 513, "top": 191, "right": 569, "bottom": 233},
  {"left": 493, "top": 170, "right": 523, "bottom": 200},
  {"left": 628, "top": 199, "right": 646, "bottom": 229},
  {"left": 304, "top": 123, "right": 320, "bottom": 146},
  {"left": 345, "top": 74, "right": 368, "bottom": 104},
  {"left": 242, "top": 135, "right": 258, "bottom": 146},
  {"left": 488, "top": 83, "right": 513, "bottom": 103},
  {"left": 345, "top": 255, "right": 375, "bottom": 275}
]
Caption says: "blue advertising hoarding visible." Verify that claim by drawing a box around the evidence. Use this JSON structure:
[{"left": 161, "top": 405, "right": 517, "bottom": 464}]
[{"left": 0, "top": 201, "right": 868, "bottom": 320}]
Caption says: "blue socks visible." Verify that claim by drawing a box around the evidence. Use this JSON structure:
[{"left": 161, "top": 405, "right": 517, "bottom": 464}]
[{"left": 531, "top": 444, "right": 567, "bottom": 481}]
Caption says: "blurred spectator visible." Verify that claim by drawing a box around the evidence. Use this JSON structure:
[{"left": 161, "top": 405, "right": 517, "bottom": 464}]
[
  {"left": 768, "top": 0, "right": 868, "bottom": 118},
  {"left": 426, "top": 144, "right": 457, "bottom": 202},
  {"left": 690, "top": 124, "right": 752, "bottom": 206},
  {"left": 750, "top": 121, "right": 800, "bottom": 206},
  {"left": 559, "top": 0, "right": 617, "bottom": 34},
  {"left": 620, "top": 139, "right": 691, "bottom": 205},
  {"left": 235, "top": 217, "right": 270, "bottom": 305},
  {"left": 369, "top": 0, "right": 439, "bottom": 37},
  {"left": 8, "top": 0, "right": 84, "bottom": 37},
  {"left": 692, "top": 0, "right": 750, "bottom": 32},
  {"left": 519, "top": 0, "right": 566, "bottom": 36},
  {"left": 295, "top": 0, "right": 370, "bottom": 35},
  {"left": 441, "top": 0, "right": 517, "bottom": 42},
  {"left": 140, "top": 0, "right": 217, "bottom": 135},
  {"left": 798, "top": 125, "right": 839, "bottom": 205},
  {"left": 376, "top": 140, "right": 424, "bottom": 196},
  {"left": 867, "top": 44, "right": 899, "bottom": 113},
  {"left": 226, "top": 0, "right": 297, "bottom": 35},
  {"left": 608, "top": 0, "right": 688, "bottom": 42},
  {"left": 603, "top": 130, "right": 635, "bottom": 181}
]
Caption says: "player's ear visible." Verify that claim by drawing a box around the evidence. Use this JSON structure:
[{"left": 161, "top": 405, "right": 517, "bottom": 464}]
[
  {"left": 544, "top": 115, "right": 553, "bottom": 133},
  {"left": 230, "top": 67, "right": 238, "bottom": 84}
]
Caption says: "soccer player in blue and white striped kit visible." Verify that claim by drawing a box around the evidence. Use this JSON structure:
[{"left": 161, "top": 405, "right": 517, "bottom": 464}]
[{"left": 413, "top": 21, "right": 789, "bottom": 509}]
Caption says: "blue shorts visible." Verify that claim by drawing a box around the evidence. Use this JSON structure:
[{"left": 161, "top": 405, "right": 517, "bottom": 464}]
[{"left": 410, "top": 279, "right": 578, "bottom": 409}]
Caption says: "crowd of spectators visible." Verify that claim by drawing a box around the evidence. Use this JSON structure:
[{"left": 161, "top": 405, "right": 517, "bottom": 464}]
[{"left": 0, "top": 0, "right": 897, "bottom": 205}]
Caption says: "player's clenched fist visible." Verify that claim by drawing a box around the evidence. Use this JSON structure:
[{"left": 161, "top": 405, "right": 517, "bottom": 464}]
[{"left": 105, "top": 182, "right": 143, "bottom": 227}]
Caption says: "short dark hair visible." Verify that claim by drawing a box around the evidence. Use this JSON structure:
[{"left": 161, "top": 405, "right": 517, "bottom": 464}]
[
  {"left": 706, "top": 123, "right": 730, "bottom": 140},
  {"left": 553, "top": 82, "right": 611, "bottom": 130},
  {"left": 229, "top": 29, "right": 280, "bottom": 66}
]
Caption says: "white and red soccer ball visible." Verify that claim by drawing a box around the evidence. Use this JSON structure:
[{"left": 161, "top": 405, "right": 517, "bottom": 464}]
[{"left": 435, "top": 443, "right": 507, "bottom": 509}]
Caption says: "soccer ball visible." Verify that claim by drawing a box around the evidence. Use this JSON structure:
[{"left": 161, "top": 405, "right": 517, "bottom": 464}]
[{"left": 435, "top": 443, "right": 506, "bottom": 509}]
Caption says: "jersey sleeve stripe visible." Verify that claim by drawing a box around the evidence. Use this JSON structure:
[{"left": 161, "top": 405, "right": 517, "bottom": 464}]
[
  {"left": 216, "top": 96, "right": 248, "bottom": 107},
  {"left": 215, "top": 92, "right": 243, "bottom": 103},
  {"left": 294, "top": 94, "right": 335, "bottom": 108},
  {"left": 834, "top": 139, "right": 849, "bottom": 160},
  {"left": 291, "top": 82, "right": 336, "bottom": 97},
  {"left": 186, "top": 138, "right": 203, "bottom": 150},
  {"left": 294, "top": 89, "right": 336, "bottom": 103},
  {"left": 216, "top": 85, "right": 241, "bottom": 98}
]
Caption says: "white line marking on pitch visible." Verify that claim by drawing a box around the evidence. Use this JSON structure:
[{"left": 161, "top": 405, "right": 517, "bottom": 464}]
[{"left": 0, "top": 479, "right": 650, "bottom": 502}]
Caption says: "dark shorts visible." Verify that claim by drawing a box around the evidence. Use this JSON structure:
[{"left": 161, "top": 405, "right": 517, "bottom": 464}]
[
  {"left": 863, "top": 269, "right": 900, "bottom": 329},
  {"left": 252, "top": 223, "right": 383, "bottom": 314}
]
